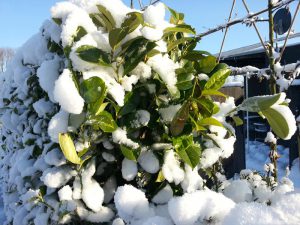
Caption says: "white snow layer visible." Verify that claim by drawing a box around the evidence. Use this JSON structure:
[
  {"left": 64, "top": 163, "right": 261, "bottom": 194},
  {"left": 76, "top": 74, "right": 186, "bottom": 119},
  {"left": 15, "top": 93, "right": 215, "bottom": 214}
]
[{"left": 53, "top": 69, "right": 84, "bottom": 114}]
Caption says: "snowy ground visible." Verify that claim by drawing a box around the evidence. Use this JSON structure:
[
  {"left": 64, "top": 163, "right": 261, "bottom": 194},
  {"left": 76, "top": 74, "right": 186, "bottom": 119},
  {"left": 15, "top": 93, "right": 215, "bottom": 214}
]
[{"left": 246, "top": 140, "right": 300, "bottom": 190}]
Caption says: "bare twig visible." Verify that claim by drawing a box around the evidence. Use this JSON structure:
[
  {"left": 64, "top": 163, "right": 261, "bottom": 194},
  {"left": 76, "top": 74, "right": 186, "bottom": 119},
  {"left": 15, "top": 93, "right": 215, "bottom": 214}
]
[
  {"left": 268, "top": 0, "right": 277, "bottom": 95},
  {"left": 196, "top": 0, "right": 296, "bottom": 39},
  {"left": 218, "top": 0, "right": 236, "bottom": 62},
  {"left": 130, "top": 0, "right": 134, "bottom": 9},
  {"left": 138, "top": 0, "right": 144, "bottom": 9},
  {"left": 277, "top": 0, "right": 300, "bottom": 63},
  {"left": 242, "top": 0, "right": 270, "bottom": 56}
]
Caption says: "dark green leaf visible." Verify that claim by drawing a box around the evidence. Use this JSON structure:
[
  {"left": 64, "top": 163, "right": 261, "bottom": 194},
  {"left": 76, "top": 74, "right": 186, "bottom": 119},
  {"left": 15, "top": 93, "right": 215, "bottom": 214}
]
[
  {"left": 52, "top": 18, "right": 62, "bottom": 25},
  {"left": 122, "top": 12, "right": 143, "bottom": 33},
  {"left": 74, "top": 26, "right": 87, "bottom": 42},
  {"left": 182, "top": 51, "right": 207, "bottom": 61},
  {"left": 69, "top": 112, "right": 86, "bottom": 130},
  {"left": 195, "top": 98, "right": 215, "bottom": 117},
  {"left": 167, "top": 37, "right": 193, "bottom": 52},
  {"left": 120, "top": 145, "right": 139, "bottom": 161},
  {"left": 87, "top": 111, "right": 117, "bottom": 132},
  {"left": 80, "top": 77, "right": 107, "bottom": 103},
  {"left": 89, "top": 13, "right": 104, "bottom": 27},
  {"left": 97, "top": 5, "right": 116, "bottom": 31},
  {"left": 109, "top": 28, "right": 128, "bottom": 50},
  {"left": 123, "top": 40, "right": 156, "bottom": 75},
  {"left": 196, "top": 56, "right": 217, "bottom": 74},
  {"left": 76, "top": 45, "right": 111, "bottom": 66},
  {"left": 176, "top": 73, "right": 194, "bottom": 91},
  {"left": 173, "top": 135, "right": 201, "bottom": 168}
]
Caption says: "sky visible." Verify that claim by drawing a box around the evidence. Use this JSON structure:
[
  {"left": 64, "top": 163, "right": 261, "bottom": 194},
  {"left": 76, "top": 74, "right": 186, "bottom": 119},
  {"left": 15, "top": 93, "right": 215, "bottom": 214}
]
[{"left": 0, "top": 0, "right": 299, "bottom": 54}]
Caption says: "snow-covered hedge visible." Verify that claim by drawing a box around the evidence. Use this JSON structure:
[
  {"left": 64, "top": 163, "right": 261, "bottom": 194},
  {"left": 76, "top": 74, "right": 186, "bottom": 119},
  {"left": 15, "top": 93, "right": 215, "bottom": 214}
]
[{"left": 0, "top": 0, "right": 299, "bottom": 224}]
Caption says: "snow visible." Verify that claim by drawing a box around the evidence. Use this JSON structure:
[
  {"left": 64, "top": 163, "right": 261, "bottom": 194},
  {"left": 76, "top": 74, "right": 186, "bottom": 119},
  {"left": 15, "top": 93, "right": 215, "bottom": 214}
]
[
  {"left": 121, "top": 75, "right": 139, "bottom": 91},
  {"left": 264, "top": 131, "right": 277, "bottom": 144},
  {"left": 83, "top": 68, "right": 125, "bottom": 106},
  {"left": 131, "top": 110, "right": 151, "bottom": 128},
  {"left": 33, "top": 98, "right": 54, "bottom": 118},
  {"left": 44, "top": 148, "right": 66, "bottom": 166},
  {"left": 114, "top": 185, "right": 153, "bottom": 222},
  {"left": 121, "top": 158, "right": 138, "bottom": 181},
  {"left": 51, "top": 2, "right": 97, "bottom": 47},
  {"left": 82, "top": 178, "right": 104, "bottom": 212},
  {"left": 143, "top": 3, "right": 165, "bottom": 27},
  {"left": 130, "top": 62, "right": 152, "bottom": 81},
  {"left": 181, "top": 165, "right": 203, "bottom": 193},
  {"left": 141, "top": 26, "right": 163, "bottom": 41},
  {"left": 138, "top": 150, "right": 160, "bottom": 174},
  {"left": 159, "top": 104, "right": 181, "bottom": 123},
  {"left": 147, "top": 54, "right": 179, "bottom": 97},
  {"left": 47, "top": 109, "right": 69, "bottom": 143},
  {"left": 37, "top": 56, "right": 61, "bottom": 102},
  {"left": 112, "top": 127, "right": 139, "bottom": 149},
  {"left": 168, "top": 189, "right": 235, "bottom": 225},
  {"left": 162, "top": 150, "right": 185, "bottom": 185},
  {"left": 41, "top": 166, "right": 77, "bottom": 188},
  {"left": 152, "top": 184, "right": 173, "bottom": 205},
  {"left": 53, "top": 69, "right": 84, "bottom": 114},
  {"left": 58, "top": 185, "right": 73, "bottom": 201},
  {"left": 1, "top": 0, "right": 300, "bottom": 224},
  {"left": 223, "top": 180, "right": 252, "bottom": 203}
]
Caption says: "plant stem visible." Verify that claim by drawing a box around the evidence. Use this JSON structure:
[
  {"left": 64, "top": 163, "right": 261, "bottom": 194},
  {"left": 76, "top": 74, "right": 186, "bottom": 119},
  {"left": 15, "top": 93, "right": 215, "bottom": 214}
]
[
  {"left": 268, "top": 0, "right": 277, "bottom": 95},
  {"left": 268, "top": 0, "right": 278, "bottom": 182}
]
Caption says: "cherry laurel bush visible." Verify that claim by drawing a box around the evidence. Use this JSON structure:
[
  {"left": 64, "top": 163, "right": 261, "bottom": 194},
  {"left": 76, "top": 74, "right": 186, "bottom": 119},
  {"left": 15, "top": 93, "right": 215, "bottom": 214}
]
[{"left": 0, "top": 0, "right": 299, "bottom": 225}]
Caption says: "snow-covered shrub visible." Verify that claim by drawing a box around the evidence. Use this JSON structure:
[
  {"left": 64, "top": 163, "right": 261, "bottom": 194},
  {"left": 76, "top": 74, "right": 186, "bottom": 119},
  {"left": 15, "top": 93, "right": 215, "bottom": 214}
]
[{"left": 0, "top": 0, "right": 298, "bottom": 224}]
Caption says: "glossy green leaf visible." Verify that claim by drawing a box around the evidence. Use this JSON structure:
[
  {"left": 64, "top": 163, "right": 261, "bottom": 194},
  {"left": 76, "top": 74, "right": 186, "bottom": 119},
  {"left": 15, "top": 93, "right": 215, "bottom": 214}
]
[
  {"left": 74, "top": 26, "right": 87, "bottom": 42},
  {"left": 89, "top": 13, "right": 104, "bottom": 27},
  {"left": 87, "top": 111, "right": 117, "bottom": 132},
  {"left": 198, "top": 117, "right": 224, "bottom": 127},
  {"left": 123, "top": 40, "right": 156, "bottom": 75},
  {"left": 121, "top": 12, "right": 143, "bottom": 33},
  {"left": 232, "top": 116, "right": 244, "bottom": 126},
  {"left": 76, "top": 45, "right": 111, "bottom": 66},
  {"left": 164, "top": 24, "right": 196, "bottom": 35},
  {"left": 201, "top": 89, "right": 227, "bottom": 98},
  {"left": 97, "top": 5, "right": 116, "bottom": 31},
  {"left": 204, "top": 64, "right": 231, "bottom": 90},
  {"left": 170, "top": 101, "right": 190, "bottom": 136},
  {"left": 176, "top": 73, "right": 194, "bottom": 91},
  {"left": 167, "top": 37, "right": 193, "bottom": 52},
  {"left": 261, "top": 106, "right": 290, "bottom": 139},
  {"left": 194, "top": 56, "right": 217, "bottom": 74},
  {"left": 120, "top": 145, "right": 139, "bottom": 161},
  {"left": 195, "top": 98, "right": 215, "bottom": 117},
  {"left": 109, "top": 28, "right": 128, "bottom": 50},
  {"left": 173, "top": 135, "right": 201, "bottom": 168},
  {"left": 59, "top": 133, "right": 82, "bottom": 164},
  {"left": 69, "top": 112, "right": 86, "bottom": 130},
  {"left": 238, "top": 93, "right": 283, "bottom": 112},
  {"left": 182, "top": 50, "right": 211, "bottom": 61},
  {"left": 166, "top": 6, "right": 184, "bottom": 24},
  {"left": 80, "top": 76, "right": 107, "bottom": 103}
]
